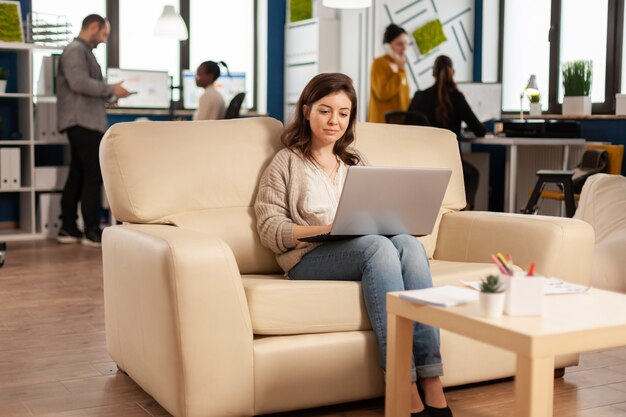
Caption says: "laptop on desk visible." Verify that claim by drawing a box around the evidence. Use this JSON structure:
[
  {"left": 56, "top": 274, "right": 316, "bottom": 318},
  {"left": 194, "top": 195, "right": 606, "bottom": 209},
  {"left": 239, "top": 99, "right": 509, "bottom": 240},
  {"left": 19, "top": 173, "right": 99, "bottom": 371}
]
[{"left": 299, "top": 166, "right": 452, "bottom": 242}]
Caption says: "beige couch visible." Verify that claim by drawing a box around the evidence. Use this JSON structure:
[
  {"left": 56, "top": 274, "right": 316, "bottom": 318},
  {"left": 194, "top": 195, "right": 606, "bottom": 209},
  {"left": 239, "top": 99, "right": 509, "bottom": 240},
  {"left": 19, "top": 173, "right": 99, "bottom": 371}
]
[
  {"left": 574, "top": 173, "right": 626, "bottom": 292},
  {"left": 100, "top": 117, "right": 595, "bottom": 417}
]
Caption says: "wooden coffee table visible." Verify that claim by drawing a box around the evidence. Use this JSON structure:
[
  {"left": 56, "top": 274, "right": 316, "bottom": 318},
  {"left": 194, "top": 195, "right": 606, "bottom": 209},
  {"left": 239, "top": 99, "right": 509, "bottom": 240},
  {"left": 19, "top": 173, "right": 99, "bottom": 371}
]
[{"left": 385, "top": 288, "right": 626, "bottom": 417}]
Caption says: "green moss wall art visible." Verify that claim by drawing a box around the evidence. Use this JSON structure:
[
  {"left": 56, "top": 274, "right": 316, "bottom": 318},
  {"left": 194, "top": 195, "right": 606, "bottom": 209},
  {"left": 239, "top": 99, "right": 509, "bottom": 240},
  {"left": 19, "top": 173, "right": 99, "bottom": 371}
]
[
  {"left": 290, "top": 0, "right": 312, "bottom": 23},
  {"left": 0, "top": 1, "right": 24, "bottom": 42},
  {"left": 413, "top": 19, "right": 447, "bottom": 55}
]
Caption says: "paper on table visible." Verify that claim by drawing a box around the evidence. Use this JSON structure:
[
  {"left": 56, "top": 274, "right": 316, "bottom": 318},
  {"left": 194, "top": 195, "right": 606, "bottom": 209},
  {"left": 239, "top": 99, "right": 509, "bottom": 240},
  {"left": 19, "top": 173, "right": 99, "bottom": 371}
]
[
  {"left": 461, "top": 278, "right": 590, "bottom": 295},
  {"left": 399, "top": 285, "right": 479, "bottom": 308}
]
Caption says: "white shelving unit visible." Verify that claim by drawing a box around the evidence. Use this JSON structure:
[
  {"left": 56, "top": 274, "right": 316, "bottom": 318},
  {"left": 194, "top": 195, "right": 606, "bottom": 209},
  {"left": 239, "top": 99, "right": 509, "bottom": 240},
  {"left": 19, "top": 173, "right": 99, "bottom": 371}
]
[
  {"left": 284, "top": 17, "right": 339, "bottom": 123},
  {"left": 0, "top": 41, "right": 64, "bottom": 241}
]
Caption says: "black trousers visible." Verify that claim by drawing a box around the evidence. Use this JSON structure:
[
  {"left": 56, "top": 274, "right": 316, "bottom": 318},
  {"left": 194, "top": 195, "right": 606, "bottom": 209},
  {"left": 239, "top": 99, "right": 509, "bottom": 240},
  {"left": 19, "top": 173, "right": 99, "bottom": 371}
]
[
  {"left": 61, "top": 126, "right": 104, "bottom": 231},
  {"left": 462, "top": 159, "right": 479, "bottom": 210}
]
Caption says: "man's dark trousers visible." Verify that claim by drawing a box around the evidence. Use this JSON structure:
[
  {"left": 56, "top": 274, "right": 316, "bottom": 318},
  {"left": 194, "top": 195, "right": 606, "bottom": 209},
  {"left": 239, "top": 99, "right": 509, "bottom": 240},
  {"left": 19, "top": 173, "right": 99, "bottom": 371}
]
[{"left": 61, "top": 125, "right": 104, "bottom": 232}]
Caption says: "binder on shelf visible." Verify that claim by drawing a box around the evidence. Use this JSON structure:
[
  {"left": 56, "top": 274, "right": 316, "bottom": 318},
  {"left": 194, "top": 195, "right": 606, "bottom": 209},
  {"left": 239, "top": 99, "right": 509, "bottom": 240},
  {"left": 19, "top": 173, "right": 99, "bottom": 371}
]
[
  {"left": 47, "top": 102, "right": 67, "bottom": 142},
  {"left": 9, "top": 148, "right": 21, "bottom": 189},
  {"left": 34, "top": 166, "right": 68, "bottom": 189},
  {"left": 35, "top": 102, "right": 50, "bottom": 141},
  {"left": 37, "top": 55, "right": 60, "bottom": 96},
  {"left": 35, "top": 102, "right": 67, "bottom": 142},
  {"left": 38, "top": 193, "right": 62, "bottom": 236},
  {"left": 0, "top": 148, "right": 21, "bottom": 190},
  {"left": 0, "top": 148, "right": 11, "bottom": 190}
]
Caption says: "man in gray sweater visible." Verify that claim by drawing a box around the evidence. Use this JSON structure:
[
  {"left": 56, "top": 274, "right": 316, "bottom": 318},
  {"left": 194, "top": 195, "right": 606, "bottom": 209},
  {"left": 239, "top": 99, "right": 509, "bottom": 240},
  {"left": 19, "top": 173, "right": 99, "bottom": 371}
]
[{"left": 56, "top": 14, "right": 129, "bottom": 247}]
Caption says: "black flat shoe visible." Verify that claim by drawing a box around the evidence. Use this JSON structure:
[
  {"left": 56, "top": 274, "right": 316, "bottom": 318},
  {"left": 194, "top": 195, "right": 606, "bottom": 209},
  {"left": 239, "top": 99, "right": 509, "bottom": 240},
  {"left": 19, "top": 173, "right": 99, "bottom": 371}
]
[
  {"left": 425, "top": 404, "right": 453, "bottom": 417},
  {"left": 411, "top": 410, "right": 430, "bottom": 417}
]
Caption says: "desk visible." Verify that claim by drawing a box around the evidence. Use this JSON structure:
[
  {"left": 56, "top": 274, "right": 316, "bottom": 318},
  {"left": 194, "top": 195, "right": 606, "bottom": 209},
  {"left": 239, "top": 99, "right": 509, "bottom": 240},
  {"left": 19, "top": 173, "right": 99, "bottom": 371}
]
[
  {"left": 470, "top": 137, "right": 586, "bottom": 212},
  {"left": 385, "top": 288, "right": 626, "bottom": 417}
]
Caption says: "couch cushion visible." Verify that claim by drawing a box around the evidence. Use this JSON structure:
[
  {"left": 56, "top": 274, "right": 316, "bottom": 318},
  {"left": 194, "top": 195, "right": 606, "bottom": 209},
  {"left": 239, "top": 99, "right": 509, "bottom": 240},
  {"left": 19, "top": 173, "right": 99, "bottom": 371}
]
[
  {"left": 100, "top": 117, "right": 284, "bottom": 224},
  {"left": 242, "top": 260, "right": 501, "bottom": 335},
  {"left": 165, "top": 207, "right": 281, "bottom": 274}
]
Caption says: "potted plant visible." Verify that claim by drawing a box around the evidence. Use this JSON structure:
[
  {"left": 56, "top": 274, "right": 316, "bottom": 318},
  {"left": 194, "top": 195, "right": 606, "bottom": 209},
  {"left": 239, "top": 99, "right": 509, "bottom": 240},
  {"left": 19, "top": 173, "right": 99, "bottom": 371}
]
[
  {"left": 562, "top": 60, "right": 592, "bottom": 116},
  {"left": 0, "top": 66, "right": 7, "bottom": 94},
  {"left": 479, "top": 274, "right": 505, "bottom": 318},
  {"left": 529, "top": 92, "right": 541, "bottom": 117}
]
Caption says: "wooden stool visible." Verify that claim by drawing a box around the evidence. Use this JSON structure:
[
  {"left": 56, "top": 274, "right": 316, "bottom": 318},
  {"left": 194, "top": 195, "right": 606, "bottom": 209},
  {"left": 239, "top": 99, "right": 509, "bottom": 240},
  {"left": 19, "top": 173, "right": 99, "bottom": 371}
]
[{"left": 523, "top": 170, "right": 576, "bottom": 217}]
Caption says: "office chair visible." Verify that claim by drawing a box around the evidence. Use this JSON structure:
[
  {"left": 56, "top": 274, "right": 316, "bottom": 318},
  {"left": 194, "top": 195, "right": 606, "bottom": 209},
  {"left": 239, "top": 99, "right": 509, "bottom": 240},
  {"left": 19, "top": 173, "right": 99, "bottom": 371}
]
[
  {"left": 523, "top": 144, "right": 624, "bottom": 217},
  {"left": 224, "top": 92, "right": 246, "bottom": 119},
  {"left": 384, "top": 111, "right": 430, "bottom": 126}
]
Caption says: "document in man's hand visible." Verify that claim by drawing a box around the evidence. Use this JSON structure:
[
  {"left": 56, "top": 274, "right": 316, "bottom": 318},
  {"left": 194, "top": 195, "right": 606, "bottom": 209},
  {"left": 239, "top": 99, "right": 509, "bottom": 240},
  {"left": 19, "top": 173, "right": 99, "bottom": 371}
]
[{"left": 399, "top": 285, "right": 479, "bottom": 308}]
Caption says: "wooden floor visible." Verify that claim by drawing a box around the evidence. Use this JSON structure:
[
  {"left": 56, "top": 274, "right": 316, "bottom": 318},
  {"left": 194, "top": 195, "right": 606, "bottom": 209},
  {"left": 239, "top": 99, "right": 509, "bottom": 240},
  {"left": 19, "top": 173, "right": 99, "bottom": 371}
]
[{"left": 1, "top": 240, "right": 626, "bottom": 417}]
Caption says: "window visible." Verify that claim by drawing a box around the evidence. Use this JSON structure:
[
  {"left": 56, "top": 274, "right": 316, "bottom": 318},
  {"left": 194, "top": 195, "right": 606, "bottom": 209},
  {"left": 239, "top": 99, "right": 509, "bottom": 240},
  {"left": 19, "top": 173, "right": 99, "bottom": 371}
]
[
  {"left": 481, "top": 0, "right": 500, "bottom": 83},
  {"left": 501, "top": 0, "right": 551, "bottom": 111},
  {"left": 559, "top": 0, "right": 608, "bottom": 103},
  {"left": 30, "top": 0, "right": 107, "bottom": 72},
  {"left": 621, "top": 3, "right": 626, "bottom": 93},
  {"left": 118, "top": 0, "right": 181, "bottom": 96},
  {"left": 189, "top": 0, "right": 255, "bottom": 109},
  {"left": 29, "top": 1, "right": 259, "bottom": 110},
  {"left": 501, "top": 0, "right": 621, "bottom": 113}
]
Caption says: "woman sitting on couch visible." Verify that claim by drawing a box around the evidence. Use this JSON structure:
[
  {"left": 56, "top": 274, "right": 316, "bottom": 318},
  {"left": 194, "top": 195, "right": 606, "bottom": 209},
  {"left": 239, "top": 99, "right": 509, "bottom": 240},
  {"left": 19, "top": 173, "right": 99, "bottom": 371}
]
[{"left": 254, "top": 72, "right": 453, "bottom": 417}]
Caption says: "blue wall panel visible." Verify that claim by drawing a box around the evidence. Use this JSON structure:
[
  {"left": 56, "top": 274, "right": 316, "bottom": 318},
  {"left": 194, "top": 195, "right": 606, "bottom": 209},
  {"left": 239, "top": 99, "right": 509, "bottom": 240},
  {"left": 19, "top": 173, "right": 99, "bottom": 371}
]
[{"left": 266, "top": 1, "right": 285, "bottom": 120}]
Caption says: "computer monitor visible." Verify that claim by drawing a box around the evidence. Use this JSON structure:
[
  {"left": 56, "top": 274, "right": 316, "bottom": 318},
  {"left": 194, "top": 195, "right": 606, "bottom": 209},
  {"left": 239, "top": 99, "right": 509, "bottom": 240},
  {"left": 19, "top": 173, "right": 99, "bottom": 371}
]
[
  {"left": 107, "top": 68, "right": 170, "bottom": 109},
  {"left": 457, "top": 83, "right": 502, "bottom": 122},
  {"left": 182, "top": 69, "right": 246, "bottom": 109}
]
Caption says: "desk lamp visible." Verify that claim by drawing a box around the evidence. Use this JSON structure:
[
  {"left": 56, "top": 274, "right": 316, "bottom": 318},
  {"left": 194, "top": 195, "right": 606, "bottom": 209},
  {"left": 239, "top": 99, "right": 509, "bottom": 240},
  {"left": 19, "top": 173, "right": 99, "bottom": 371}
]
[{"left": 520, "top": 74, "right": 539, "bottom": 120}]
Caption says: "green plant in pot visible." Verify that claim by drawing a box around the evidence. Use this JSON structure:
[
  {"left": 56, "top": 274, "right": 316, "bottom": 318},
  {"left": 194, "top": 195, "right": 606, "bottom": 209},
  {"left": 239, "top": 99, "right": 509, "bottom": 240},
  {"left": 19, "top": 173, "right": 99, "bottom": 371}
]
[
  {"left": 480, "top": 275, "right": 504, "bottom": 293},
  {"left": 479, "top": 274, "right": 505, "bottom": 318},
  {"left": 562, "top": 60, "right": 592, "bottom": 115}
]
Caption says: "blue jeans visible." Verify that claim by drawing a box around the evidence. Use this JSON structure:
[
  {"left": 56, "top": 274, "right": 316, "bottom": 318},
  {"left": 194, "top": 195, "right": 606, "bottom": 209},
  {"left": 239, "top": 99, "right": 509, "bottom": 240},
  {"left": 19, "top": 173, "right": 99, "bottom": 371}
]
[{"left": 289, "top": 234, "right": 443, "bottom": 381}]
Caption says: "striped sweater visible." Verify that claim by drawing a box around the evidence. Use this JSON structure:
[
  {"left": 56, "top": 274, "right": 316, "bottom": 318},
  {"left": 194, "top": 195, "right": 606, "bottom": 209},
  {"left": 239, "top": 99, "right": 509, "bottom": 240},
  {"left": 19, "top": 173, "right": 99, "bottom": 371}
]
[{"left": 254, "top": 148, "right": 367, "bottom": 273}]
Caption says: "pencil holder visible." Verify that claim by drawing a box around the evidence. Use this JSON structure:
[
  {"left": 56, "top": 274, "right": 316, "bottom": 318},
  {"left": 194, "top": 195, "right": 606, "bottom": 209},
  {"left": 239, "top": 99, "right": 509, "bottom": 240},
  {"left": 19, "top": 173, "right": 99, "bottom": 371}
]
[{"left": 501, "top": 272, "right": 543, "bottom": 316}]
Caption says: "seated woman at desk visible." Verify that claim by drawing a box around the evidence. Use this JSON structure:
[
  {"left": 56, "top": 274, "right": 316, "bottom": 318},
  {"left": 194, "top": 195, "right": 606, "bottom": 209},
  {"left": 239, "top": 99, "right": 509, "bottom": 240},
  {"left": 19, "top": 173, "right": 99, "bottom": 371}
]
[
  {"left": 409, "top": 55, "right": 486, "bottom": 210},
  {"left": 193, "top": 60, "right": 227, "bottom": 121},
  {"left": 255, "top": 72, "right": 453, "bottom": 417}
]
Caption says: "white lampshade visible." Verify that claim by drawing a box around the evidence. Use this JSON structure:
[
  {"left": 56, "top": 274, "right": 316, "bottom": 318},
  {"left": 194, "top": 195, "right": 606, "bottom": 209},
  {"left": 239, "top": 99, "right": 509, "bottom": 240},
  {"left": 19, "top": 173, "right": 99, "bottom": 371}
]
[
  {"left": 154, "top": 5, "right": 188, "bottom": 41},
  {"left": 322, "top": 0, "right": 372, "bottom": 9}
]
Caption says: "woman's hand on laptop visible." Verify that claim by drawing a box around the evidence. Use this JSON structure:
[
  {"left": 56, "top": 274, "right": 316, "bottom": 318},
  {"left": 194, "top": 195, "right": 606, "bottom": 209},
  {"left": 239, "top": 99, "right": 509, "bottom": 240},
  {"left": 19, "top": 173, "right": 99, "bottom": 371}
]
[{"left": 293, "top": 224, "right": 332, "bottom": 242}]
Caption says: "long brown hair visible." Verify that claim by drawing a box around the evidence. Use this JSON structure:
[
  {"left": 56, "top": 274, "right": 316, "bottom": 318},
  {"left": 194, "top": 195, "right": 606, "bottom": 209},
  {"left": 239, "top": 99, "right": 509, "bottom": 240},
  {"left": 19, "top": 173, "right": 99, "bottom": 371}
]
[
  {"left": 282, "top": 73, "right": 361, "bottom": 166},
  {"left": 433, "top": 55, "right": 458, "bottom": 126}
]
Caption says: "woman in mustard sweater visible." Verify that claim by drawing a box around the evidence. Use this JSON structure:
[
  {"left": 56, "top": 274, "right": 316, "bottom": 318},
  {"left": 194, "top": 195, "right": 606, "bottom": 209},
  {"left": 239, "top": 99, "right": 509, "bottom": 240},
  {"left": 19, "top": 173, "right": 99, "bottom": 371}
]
[{"left": 368, "top": 24, "right": 411, "bottom": 123}]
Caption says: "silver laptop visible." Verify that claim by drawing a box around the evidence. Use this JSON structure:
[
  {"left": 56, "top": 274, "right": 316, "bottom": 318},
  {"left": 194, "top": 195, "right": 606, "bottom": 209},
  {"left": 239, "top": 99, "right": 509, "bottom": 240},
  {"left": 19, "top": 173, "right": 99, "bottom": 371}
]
[{"left": 299, "top": 166, "right": 452, "bottom": 242}]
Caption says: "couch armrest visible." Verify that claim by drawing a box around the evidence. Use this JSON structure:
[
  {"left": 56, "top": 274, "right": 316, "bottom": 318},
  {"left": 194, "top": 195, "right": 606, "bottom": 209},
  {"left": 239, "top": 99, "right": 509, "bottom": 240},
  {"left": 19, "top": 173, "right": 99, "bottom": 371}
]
[
  {"left": 591, "top": 233, "right": 626, "bottom": 293},
  {"left": 434, "top": 211, "right": 595, "bottom": 285},
  {"left": 102, "top": 224, "right": 253, "bottom": 417}
]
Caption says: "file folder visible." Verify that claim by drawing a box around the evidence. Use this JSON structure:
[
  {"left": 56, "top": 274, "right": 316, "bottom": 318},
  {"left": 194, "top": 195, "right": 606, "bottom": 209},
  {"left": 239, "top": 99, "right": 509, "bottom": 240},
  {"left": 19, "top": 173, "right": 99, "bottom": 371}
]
[
  {"left": 0, "top": 148, "right": 20, "bottom": 190},
  {"left": 8, "top": 148, "right": 20, "bottom": 189},
  {"left": 35, "top": 102, "right": 50, "bottom": 141},
  {"left": 38, "top": 193, "right": 62, "bottom": 236},
  {"left": 0, "top": 148, "right": 11, "bottom": 190}
]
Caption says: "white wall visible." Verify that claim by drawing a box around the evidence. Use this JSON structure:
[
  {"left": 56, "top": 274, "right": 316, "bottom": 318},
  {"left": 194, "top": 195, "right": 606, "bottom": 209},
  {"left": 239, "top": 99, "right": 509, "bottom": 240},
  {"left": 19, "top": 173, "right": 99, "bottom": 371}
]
[{"left": 338, "top": 0, "right": 478, "bottom": 120}]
